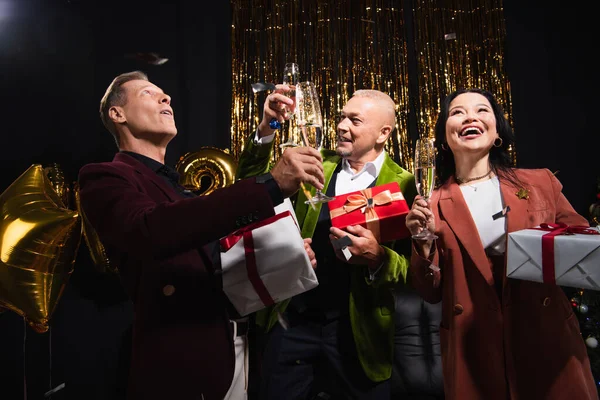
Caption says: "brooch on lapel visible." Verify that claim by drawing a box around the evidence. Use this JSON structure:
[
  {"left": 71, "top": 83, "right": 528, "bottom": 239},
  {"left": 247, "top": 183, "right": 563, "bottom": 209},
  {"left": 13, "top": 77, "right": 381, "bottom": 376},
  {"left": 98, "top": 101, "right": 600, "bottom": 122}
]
[{"left": 516, "top": 188, "right": 529, "bottom": 200}]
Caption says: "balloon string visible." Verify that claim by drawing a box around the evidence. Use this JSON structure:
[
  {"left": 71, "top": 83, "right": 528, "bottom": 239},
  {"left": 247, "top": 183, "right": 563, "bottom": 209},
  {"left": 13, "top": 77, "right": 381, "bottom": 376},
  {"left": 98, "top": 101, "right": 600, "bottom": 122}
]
[
  {"left": 44, "top": 328, "right": 64, "bottom": 398},
  {"left": 48, "top": 327, "right": 52, "bottom": 399},
  {"left": 23, "top": 319, "right": 27, "bottom": 400}
]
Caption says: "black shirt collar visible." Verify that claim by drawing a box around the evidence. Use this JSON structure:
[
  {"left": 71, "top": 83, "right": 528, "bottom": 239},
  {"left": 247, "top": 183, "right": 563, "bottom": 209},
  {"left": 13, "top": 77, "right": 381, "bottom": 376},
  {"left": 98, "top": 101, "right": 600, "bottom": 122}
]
[{"left": 120, "top": 151, "right": 181, "bottom": 183}]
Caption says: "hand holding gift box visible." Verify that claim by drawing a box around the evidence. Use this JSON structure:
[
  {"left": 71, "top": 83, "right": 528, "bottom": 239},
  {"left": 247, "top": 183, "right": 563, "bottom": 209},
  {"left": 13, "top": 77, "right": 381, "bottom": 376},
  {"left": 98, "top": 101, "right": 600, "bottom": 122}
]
[
  {"left": 328, "top": 182, "right": 410, "bottom": 243},
  {"left": 507, "top": 223, "right": 600, "bottom": 290},
  {"left": 220, "top": 199, "right": 318, "bottom": 316}
]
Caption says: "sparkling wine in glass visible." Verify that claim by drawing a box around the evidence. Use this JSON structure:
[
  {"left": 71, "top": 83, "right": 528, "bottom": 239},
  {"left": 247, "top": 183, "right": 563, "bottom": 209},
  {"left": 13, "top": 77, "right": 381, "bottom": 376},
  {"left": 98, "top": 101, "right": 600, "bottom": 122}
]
[
  {"left": 279, "top": 63, "right": 300, "bottom": 148},
  {"left": 413, "top": 138, "right": 438, "bottom": 240},
  {"left": 296, "top": 81, "right": 334, "bottom": 204}
]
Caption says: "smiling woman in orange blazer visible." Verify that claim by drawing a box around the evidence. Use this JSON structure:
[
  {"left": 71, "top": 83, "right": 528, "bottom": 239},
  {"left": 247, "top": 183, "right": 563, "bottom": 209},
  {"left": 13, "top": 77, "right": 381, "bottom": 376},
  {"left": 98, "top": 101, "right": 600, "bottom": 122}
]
[{"left": 406, "top": 88, "right": 597, "bottom": 400}]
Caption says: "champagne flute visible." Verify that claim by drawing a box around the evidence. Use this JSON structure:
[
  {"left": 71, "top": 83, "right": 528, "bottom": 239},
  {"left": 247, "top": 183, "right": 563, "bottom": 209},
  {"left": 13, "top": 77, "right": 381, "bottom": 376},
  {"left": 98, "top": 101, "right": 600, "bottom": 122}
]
[
  {"left": 296, "top": 81, "right": 334, "bottom": 205},
  {"left": 412, "top": 138, "right": 438, "bottom": 240},
  {"left": 279, "top": 63, "right": 300, "bottom": 149}
]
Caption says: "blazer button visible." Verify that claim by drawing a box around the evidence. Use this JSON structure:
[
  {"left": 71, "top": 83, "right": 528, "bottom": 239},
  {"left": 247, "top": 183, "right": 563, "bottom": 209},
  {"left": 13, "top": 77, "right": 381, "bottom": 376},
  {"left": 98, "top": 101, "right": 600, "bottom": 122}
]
[
  {"left": 163, "top": 285, "right": 176, "bottom": 296},
  {"left": 453, "top": 304, "right": 464, "bottom": 314},
  {"left": 542, "top": 297, "right": 551, "bottom": 306}
]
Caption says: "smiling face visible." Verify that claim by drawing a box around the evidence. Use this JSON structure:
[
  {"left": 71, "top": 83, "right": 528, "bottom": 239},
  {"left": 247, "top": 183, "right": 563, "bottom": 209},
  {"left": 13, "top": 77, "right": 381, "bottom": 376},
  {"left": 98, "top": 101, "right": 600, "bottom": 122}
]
[
  {"left": 110, "top": 79, "right": 176, "bottom": 139},
  {"left": 445, "top": 92, "right": 498, "bottom": 158},
  {"left": 336, "top": 92, "right": 394, "bottom": 165}
]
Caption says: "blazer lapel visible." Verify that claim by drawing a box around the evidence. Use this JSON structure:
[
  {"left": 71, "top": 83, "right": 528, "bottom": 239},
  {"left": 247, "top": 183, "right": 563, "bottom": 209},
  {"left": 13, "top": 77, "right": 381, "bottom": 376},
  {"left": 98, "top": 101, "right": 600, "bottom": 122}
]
[
  {"left": 114, "top": 153, "right": 180, "bottom": 202},
  {"left": 376, "top": 153, "right": 403, "bottom": 186},
  {"left": 113, "top": 153, "right": 216, "bottom": 271},
  {"left": 438, "top": 178, "right": 494, "bottom": 286},
  {"left": 498, "top": 177, "right": 528, "bottom": 305},
  {"left": 298, "top": 152, "right": 340, "bottom": 238},
  {"left": 500, "top": 179, "right": 528, "bottom": 234}
]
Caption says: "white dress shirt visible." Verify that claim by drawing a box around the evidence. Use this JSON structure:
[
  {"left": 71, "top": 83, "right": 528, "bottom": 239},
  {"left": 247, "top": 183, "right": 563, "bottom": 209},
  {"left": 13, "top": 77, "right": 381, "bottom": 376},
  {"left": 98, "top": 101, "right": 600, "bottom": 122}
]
[{"left": 334, "top": 152, "right": 385, "bottom": 195}]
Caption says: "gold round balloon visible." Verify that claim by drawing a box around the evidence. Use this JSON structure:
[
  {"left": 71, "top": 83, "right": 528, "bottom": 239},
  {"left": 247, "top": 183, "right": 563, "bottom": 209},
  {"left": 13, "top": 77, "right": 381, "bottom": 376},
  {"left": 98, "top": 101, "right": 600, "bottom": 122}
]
[
  {"left": 176, "top": 147, "right": 238, "bottom": 196},
  {"left": 74, "top": 183, "right": 113, "bottom": 274},
  {"left": 0, "top": 165, "right": 82, "bottom": 333}
]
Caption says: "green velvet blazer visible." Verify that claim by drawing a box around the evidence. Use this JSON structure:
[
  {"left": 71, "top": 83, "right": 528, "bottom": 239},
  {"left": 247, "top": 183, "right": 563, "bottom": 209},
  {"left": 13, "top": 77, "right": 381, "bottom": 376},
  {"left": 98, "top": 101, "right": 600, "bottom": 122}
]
[{"left": 236, "top": 137, "right": 417, "bottom": 382}]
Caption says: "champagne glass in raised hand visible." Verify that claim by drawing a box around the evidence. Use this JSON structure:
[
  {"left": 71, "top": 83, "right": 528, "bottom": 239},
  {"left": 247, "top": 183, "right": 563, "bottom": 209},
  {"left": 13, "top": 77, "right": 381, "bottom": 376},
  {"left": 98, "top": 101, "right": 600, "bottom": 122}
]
[
  {"left": 278, "top": 63, "right": 301, "bottom": 149},
  {"left": 412, "top": 138, "right": 438, "bottom": 240},
  {"left": 296, "top": 81, "right": 334, "bottom": 205}
]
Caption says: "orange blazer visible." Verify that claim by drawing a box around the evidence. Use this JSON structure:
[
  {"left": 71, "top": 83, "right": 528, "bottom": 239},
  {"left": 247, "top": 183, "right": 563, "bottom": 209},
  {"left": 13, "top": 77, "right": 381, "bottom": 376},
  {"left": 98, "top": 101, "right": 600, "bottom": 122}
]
[{"left": 410, "top": 168, "right": 597, "bottom": 400}]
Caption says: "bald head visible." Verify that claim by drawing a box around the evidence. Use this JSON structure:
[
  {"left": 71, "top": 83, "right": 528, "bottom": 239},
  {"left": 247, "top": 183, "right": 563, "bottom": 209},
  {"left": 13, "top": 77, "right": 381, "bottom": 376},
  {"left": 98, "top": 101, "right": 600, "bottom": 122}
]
[{"left": 351, "top": 89, "right": 396, "bottom": 128}]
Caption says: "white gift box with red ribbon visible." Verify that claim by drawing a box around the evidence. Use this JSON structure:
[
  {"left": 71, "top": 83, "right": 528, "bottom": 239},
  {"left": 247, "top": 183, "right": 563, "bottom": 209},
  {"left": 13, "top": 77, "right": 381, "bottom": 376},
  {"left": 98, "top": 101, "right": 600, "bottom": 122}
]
[
  {"left": 219, "top": 200, "right": 318, "bottom": 316},
  {"left": 507, "top": 224, "right": 600, "bottom": 290}
]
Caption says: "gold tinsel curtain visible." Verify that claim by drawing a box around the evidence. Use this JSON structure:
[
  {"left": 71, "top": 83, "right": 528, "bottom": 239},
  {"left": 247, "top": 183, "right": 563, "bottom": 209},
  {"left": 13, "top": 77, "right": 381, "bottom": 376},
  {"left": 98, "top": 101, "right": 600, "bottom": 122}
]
[
  {"left": 412, "top": 0, "right": 515, "bottom": 161},
  {"left": 230, "top": 0, "right": 412, "bottom": 167},
  {"left": 230, "top": 0, "right": 513, "bottom": 168}
]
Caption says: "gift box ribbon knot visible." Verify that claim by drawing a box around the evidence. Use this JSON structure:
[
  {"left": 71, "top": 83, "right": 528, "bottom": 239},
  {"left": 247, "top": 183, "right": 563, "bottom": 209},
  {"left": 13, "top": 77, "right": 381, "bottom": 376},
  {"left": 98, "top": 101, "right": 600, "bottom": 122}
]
[
  {"left": 532, "top": 223, "right": 600, "bottom": 284},
  {"left": 329, "top": 188, "right": 404, "bottom": 241}
]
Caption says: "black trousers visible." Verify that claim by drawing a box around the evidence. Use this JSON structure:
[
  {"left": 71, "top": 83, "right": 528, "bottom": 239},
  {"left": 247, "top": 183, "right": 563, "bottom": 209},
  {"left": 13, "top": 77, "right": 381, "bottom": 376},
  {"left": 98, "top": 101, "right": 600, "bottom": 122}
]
[{"left": 259, "top": 310, "right": 390, "bottom": 400}]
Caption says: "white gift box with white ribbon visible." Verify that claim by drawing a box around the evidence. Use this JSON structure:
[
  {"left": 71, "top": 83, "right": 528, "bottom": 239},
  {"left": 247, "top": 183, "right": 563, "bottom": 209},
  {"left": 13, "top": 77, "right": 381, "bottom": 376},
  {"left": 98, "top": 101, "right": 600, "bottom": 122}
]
[
  {"left": 507, "top": 225, "right": 600, "bottom": 290},
  {"left": 220, "top": 199, "right": 318, "bottom": 316}
]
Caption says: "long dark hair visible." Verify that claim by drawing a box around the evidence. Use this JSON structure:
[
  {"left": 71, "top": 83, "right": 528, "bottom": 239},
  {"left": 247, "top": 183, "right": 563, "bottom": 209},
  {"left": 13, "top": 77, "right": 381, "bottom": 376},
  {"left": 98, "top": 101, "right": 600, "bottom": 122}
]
[{"left": 434, "top": 88, "right": 521, "bottom": 188}]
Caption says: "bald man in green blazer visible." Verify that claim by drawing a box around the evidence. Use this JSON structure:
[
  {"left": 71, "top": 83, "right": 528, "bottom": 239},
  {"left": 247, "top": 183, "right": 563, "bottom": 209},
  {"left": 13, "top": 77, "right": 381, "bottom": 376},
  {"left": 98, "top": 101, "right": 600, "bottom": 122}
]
[{"left": 236, "top": 88, "right": 417, "bottom": 400}]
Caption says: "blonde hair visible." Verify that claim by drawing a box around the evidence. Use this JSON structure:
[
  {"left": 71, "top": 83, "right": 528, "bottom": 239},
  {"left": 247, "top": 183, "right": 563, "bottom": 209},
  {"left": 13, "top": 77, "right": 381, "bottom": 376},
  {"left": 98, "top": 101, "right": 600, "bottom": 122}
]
[
  {"left": 99, "top": 71, "right": 149, "bottom": 145},
  {"left": 352, "top": 89, "right": 397, "bottom": 128}
]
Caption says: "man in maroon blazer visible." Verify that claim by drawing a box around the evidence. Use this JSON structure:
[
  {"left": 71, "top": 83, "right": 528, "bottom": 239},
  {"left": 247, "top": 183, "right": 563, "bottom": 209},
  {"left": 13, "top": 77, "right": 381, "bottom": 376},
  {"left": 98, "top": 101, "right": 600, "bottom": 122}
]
[{"left": 78, "top": 71, "right": 324, "bottom": 400}]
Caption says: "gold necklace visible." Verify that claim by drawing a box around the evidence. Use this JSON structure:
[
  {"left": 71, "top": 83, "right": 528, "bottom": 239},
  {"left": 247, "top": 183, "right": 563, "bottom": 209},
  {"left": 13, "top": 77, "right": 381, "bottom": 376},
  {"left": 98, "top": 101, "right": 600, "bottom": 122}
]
[{"left": 456, "top": 169, "right": 493, "bottom": 184}]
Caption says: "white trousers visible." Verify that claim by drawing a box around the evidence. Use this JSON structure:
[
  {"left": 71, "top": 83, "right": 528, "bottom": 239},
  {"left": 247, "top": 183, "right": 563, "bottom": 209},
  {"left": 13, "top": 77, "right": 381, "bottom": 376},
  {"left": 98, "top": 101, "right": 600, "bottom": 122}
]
[{"left": 223, "top": 321, "right": 248, "bottom": 400}]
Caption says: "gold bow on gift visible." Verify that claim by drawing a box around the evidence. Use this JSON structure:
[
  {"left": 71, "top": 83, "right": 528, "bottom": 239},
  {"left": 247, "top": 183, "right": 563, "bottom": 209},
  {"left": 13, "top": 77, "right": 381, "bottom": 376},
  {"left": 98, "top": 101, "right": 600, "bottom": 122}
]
[{"left": 330, "top": 189, "right": 404, "bottom": 241}]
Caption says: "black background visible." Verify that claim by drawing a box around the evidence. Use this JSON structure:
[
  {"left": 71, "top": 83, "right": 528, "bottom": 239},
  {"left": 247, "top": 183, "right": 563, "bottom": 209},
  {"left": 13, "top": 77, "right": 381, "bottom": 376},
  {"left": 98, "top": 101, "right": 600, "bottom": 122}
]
[{"left": 0, "top": 0, "right": 596, "bottom": 399}]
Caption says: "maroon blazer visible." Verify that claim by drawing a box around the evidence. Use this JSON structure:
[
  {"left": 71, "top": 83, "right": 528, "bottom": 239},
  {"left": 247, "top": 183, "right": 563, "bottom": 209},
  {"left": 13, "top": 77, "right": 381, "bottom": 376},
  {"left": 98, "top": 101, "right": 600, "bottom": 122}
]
[
  {"left": 78, "top": 153, "right": 277, "bottom": 400},
  {"left": 410, "top": 168, "right": 597, "bottom": 400}
]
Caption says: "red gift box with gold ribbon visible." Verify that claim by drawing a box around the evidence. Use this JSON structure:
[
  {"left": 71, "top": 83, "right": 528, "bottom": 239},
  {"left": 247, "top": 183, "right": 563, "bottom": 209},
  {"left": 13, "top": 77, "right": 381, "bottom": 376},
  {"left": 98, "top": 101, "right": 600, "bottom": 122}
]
[{"left": 327, "top": 182, "right": 410, "bottom": 243}]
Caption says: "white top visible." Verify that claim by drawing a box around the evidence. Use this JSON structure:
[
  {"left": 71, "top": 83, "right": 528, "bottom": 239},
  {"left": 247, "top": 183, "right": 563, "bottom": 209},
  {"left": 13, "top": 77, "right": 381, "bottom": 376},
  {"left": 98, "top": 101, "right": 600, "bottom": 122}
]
[
  {"left": 254, "top": 130, "right": 385, "bottom": 195},
  {"left": 459, "top": 176, "right": 506, "bottom": 254}
]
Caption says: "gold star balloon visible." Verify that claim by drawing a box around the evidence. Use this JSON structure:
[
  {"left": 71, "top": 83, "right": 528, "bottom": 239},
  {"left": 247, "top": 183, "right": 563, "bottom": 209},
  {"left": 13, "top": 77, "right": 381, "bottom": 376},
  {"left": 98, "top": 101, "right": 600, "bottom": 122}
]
[
  {"left": 74, "top": 182, "right": 112, "bottom": 274},
  {"left": 44, "top": 162, "right": 71, "bottom": 208},
  {"left": 0, "top": 164, "right": 81, "bottom": 333}
]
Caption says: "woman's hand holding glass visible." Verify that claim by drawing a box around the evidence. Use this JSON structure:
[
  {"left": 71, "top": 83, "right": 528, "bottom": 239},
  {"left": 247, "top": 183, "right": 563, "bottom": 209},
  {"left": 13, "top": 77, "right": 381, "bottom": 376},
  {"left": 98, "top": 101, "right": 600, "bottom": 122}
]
[
  {"left": 406, "top": 196, "right": 436, "bottom": 257},
  {"left": 411, "top": 139, "right": 438, "bottom": 240}
]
